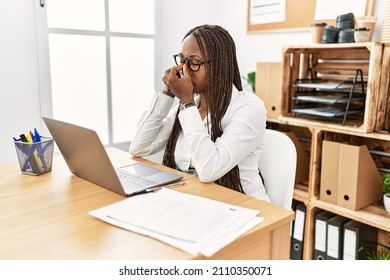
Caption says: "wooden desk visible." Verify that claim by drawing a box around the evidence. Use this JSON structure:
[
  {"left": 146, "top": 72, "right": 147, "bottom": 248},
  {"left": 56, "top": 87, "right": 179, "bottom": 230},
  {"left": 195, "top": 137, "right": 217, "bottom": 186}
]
[{"left": 0, "top": 148, "right": 294, "bottom": 260}]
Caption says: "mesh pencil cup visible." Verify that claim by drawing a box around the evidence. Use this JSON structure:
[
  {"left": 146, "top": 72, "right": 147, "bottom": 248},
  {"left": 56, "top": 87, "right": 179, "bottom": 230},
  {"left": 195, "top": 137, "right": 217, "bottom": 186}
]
[{"left": 14, "top": 137, "right": 54, "bottom": 175}]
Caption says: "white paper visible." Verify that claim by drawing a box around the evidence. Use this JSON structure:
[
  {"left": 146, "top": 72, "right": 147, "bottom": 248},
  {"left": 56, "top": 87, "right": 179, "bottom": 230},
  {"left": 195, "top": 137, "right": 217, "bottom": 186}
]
[
  {"left": 89, "top": 188, "right": 263, "bottom": 257},
  {"left": 250, "top": 0, "right": 286, "bottom": 25},
  {"left": 315, "top": 0, "right": 367, "bottom": 20}
]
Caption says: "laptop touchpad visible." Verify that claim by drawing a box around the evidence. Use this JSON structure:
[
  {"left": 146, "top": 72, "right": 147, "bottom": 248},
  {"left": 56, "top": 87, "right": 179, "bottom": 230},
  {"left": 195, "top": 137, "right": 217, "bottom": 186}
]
[{"left": 120, "top": 164, "right": 161, "bottom": 177}]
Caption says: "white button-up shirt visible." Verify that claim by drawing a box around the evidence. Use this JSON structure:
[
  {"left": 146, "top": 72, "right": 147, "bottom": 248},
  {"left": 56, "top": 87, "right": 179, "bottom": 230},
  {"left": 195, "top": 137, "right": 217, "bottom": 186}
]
[{"left": 129, "top": 89, "right": 270, "bottom": 202}]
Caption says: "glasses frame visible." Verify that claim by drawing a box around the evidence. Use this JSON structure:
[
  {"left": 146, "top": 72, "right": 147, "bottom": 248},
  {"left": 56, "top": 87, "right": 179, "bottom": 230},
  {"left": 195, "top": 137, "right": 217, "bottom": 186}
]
[{"left": 173, "top": 54, "right": 209, "bottom": 72}]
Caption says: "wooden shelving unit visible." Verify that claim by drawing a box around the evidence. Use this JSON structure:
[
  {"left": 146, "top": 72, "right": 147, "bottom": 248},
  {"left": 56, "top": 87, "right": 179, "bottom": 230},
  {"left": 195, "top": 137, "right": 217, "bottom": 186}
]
[{"left": 262, "top": 42, "right": 390, "bottom": 260}]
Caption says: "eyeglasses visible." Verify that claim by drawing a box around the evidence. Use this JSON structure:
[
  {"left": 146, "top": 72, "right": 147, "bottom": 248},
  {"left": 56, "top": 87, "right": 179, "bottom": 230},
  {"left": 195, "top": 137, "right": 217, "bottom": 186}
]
[{"left": 173, "top": 54, "right": 209, "bottom": 72}]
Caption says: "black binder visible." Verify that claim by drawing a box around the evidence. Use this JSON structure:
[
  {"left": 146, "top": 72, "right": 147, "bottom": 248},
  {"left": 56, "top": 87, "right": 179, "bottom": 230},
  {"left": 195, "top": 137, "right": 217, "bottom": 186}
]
[
  {"left": 326, "top": 215, "right": 349, "bottom": 260},
  {"left": 290, "top": 202, "right": 306, "bottom": 260},
  {"left": 314, "top": 210, "right": 335, "bottom": 260},
  {"left": 343, "top": 220, "right": 378, "bottom": 260}
]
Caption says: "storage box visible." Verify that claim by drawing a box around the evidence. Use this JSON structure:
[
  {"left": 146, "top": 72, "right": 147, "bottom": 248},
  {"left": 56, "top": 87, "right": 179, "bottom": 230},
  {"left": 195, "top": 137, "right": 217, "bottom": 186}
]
[
  {"left": 337, "top": 143, "right": 382, "bottom": 210},
  {"left": 320, "top": 141, "right": 340, "bottom": 204},
  {"left": 255, "top": 62, "right": 282, "bottom": 119},
  {"left": 14, "top": 137, "right": 54, "bottom": 175},
  {"left": 285, "top": 132, "right": 310, "bottom": 184},
  {"left": 319, "top": 140, "right": 382, "bottom": 210}
]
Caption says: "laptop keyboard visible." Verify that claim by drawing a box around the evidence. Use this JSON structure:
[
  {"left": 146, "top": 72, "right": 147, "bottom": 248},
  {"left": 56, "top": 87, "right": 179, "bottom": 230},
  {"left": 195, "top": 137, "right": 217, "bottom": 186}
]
[{"left": 115, "top": 168, "right": 156, "bottom": 191}]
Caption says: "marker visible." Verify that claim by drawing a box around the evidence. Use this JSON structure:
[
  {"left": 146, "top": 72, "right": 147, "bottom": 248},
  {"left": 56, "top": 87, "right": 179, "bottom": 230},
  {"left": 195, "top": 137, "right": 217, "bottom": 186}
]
[
  {"left": 25, "top": 132, "right": 44, "bottom": 173},
  {"left": 33, "top": 128, "right": 48, "bottom": 170},
  {"left": 33, "top": 128, "right": 42, "bottom": 142}
]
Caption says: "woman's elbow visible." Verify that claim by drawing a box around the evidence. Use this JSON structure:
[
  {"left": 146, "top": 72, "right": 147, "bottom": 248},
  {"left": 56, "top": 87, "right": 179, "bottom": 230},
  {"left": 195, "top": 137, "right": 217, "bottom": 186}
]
[
  {"left": 129, "top": 144, "right": 147, "bottom": 157},
  {"left": 197, "top": 171, "right": 219, "bottom": 183}
]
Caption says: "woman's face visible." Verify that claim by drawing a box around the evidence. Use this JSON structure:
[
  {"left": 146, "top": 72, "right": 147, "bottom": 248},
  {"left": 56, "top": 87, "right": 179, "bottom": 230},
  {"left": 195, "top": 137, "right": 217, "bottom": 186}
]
[{"left": 179, "top": 35, "right": 207, "bottom": 94}]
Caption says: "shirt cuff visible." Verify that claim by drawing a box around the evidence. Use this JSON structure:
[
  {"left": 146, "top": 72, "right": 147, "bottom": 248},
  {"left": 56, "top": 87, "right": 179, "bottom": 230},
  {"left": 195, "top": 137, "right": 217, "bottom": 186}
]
[
  {"left": 150, "top": 91, "right": 175, "bottom": 117},
  {"left": 178, "top": 106, "right": 205, "bottom": 133}
]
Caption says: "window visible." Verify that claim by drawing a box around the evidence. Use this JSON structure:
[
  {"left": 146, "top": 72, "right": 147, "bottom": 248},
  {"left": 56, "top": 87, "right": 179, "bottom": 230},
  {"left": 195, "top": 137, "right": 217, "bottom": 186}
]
[{"left": 36, "top": 0, "right": 155, "bottom": 150}]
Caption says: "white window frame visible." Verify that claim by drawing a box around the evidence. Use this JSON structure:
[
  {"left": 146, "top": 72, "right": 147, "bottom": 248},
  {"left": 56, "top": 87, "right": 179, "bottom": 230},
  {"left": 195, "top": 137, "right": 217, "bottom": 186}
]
[{"left": 33, "top": 0, "right": 159, "bottom": 150}]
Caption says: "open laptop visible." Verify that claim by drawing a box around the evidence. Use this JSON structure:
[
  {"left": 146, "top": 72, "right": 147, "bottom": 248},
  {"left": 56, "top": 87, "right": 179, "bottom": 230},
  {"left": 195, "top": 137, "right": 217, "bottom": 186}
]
[{"left": 42, "top": 117, "right": 182, "bottom": 196}]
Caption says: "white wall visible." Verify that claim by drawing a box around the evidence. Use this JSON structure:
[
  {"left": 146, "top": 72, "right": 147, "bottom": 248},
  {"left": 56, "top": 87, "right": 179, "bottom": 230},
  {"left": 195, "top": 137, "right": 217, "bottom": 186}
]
[
  {"left": 0, "top": 0, "right": 42, "bottom": 164},
  {"left": 0, "top": 0, "right": 385, "bottom": 164}
]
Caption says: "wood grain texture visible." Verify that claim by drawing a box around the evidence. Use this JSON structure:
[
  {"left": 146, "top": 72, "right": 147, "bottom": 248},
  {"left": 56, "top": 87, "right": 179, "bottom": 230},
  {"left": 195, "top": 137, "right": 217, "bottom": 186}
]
[{"left": 0, "top": 148, "right": 293, "bottom": 260}]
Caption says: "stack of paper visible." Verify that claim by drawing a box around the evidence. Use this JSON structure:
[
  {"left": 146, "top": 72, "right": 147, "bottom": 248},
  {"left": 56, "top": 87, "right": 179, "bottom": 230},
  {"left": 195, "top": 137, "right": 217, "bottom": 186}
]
[{"left": 89, "top": 188, "right": 263, "bottom": 257}]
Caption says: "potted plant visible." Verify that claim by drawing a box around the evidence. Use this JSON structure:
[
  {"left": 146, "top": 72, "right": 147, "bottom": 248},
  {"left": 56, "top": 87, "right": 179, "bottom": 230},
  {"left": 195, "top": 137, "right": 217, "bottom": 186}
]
[
  {"left": 381, "top": 173, "right": 390, "bottom": 213},
  {"left": 243, "top": 71, "right": 256, "bottom": 93},
  {"left": 367, "top": 249, "right": 390, "bottom": 260},
  {"left": 354, "top": 27, "right": 371, "bottom": 43}
]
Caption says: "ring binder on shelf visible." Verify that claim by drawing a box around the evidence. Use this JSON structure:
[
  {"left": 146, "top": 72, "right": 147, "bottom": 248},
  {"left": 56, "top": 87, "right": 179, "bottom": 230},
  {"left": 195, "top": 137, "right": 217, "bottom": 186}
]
[
  {"left": 326, "top": 215, "right": 350, "bottom": 260},
  {"left": 314, "top": 210, "right": 335, "bottom": 260},
  {"left": 290, "top": 202, "right": 306, "bottom": 260},
  {"left": 343, "top": 220, "right": 378, "bottom": 260}
]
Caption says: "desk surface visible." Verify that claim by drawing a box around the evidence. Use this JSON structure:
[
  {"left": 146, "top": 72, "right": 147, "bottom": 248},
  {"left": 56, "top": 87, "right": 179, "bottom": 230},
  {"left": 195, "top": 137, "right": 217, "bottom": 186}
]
[{"left": 0, "top": 148, "right": 293, "bottom": 260}]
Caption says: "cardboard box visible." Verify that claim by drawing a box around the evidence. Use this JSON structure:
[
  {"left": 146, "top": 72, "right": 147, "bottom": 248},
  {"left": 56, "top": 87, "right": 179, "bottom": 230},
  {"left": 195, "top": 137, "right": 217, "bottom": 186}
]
[
  {"left": 337, "top": 143, "right": 382, "bottom": 210},
  {"left": 320, "top": 141, "right": 340, "bottom": 204},
  {"left": 285, "top": 132, "right": 310, "bottom": 184},
  {"left": 255, "top": 62, "right": 282, "bottom": 119}
]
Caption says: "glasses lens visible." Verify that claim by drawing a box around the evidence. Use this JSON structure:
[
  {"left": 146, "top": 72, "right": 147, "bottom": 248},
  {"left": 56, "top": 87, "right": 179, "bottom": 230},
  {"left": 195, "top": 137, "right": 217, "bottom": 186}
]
[
  {"left": 174, "top": 54, "right": 182, "bottom": 66},
  {"left": 187, "top": 59, "right": 201, "bottom": 72}
]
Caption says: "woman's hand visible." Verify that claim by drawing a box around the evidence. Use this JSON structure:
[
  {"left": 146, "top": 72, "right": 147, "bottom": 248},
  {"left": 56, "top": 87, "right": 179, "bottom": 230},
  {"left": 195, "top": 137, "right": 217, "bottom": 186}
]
[{"left": 162, "top": 63, "right": 194, "bottom": 104}]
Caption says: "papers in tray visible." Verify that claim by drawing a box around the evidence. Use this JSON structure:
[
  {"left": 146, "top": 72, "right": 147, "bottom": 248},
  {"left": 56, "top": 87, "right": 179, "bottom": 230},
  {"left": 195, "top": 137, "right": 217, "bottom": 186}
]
[
  {"left": 294, "top": 81, "right": 353, "bottom": 90},
  {"left": 89, "top": 188, "right": 263, "bottom": 257},
  {"left": 292, "top": 107, "right": 363, "bottom": 117},
  {"left": 294, "top": 94, "right": 365, "bottom": 104}
]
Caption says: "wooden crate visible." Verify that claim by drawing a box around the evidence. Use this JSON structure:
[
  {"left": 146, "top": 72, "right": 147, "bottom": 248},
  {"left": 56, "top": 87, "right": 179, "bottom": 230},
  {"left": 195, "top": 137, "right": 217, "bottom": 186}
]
[
  {"left": 379, "top": 43, "right": 390, "bottom": 132},
  {"left": 280, "top": 43, "right": 387, "bottom": 133},
  {"left": 311, "top": 128, "right": 390, "bottom": 223}
]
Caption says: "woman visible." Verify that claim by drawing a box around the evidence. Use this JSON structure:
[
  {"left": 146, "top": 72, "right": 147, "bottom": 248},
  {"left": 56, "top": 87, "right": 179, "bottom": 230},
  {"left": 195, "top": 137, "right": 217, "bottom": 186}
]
[{"left": 129, "top": 24, "right": 269, "bottom": 201}]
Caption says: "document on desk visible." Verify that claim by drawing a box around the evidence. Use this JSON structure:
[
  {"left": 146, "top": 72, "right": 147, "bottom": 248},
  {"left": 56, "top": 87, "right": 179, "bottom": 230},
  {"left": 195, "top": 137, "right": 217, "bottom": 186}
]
[{"left": 89, "top": 188, "right": 263, "bottom": 257}]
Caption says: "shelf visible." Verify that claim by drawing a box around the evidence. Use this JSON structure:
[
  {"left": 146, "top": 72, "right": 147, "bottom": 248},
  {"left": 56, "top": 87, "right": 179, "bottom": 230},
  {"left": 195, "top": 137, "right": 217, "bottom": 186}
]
[
  {"left": 266, "top": 43, "right": 390, "bottom": 259},
  {"left": 311, "top": 199, "right": 390, "bottom": 232},
  {"left": 269, "top": 117, "right": 390, "bottom": 139},
  {"left": 293, "top": 186, "right": 309, "bottom": 202},
  {"left": 281, "top": 43, "right": 387, "bottom": 133}
]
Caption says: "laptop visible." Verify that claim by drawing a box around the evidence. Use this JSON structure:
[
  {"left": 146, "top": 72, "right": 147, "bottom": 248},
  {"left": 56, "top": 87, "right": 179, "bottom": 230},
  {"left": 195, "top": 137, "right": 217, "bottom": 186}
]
[{"left": 42, "top": 117, "right": 183, "bottom": 196}]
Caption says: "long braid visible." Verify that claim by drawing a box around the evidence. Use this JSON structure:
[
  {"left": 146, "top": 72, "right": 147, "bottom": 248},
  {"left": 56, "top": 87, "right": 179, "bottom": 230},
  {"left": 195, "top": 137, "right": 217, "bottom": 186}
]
[{"left": 163, "top": 25, "right": 244, "bottom": 193}]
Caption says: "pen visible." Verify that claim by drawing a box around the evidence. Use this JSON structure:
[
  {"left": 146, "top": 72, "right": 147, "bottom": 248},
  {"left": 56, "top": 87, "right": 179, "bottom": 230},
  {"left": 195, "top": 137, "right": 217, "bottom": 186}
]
[{"left": 133, "top": 182, "right": 185, "bottom": 196}]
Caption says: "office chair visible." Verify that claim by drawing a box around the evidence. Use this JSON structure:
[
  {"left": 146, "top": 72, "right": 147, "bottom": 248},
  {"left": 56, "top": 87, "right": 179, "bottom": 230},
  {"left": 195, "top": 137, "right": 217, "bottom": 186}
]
[{"left": 258, "top": 129, "right": 297, "bottom": 210}]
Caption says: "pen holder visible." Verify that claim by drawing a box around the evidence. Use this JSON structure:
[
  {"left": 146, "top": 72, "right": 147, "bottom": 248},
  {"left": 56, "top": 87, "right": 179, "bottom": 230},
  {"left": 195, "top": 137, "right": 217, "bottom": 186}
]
[{"left": 14, "top": 137, "right": 54, "bottom": 175}]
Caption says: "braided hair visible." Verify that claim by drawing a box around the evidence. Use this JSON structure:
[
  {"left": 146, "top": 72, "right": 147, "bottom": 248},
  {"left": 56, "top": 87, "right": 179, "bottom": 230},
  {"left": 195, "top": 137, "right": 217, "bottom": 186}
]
[{"left": 162, "top": 25, "right": 244, "bottom": 193}]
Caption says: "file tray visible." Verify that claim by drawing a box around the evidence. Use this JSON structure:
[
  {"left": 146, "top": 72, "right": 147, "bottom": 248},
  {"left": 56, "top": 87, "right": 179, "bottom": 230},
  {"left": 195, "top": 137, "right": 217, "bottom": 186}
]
[{"left": 14, "top": 137, "right": 54, "bottom": 175}]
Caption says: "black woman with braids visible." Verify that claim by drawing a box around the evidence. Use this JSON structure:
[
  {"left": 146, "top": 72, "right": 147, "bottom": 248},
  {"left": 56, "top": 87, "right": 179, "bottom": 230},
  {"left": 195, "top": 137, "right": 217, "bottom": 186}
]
[{"left": 129, "top": 24, "right": 270, "bottom": 201}]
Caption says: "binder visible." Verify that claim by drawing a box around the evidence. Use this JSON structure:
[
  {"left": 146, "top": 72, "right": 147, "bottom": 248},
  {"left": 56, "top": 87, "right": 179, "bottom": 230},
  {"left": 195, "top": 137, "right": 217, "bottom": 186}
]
[
  {"left": 343, "top": 220, "right": 378, "bottom": 260},
  {"left": 290, "top": 200, "right": 301, "bottom": 238},
  {"left": 326, "top": 215, "right": 349, "bottom": 260},
  {"left": 290, "top": 202, "right": 306, "bottom": 260},
  {"left": 314, "top": 210, "right": 335, "bottom": 260}
]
